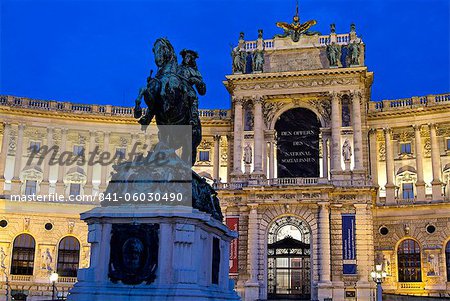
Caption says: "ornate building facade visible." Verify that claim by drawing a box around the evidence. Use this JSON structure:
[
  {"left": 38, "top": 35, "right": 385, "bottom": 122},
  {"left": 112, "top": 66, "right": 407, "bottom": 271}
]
[{"left": 1, "top": 12, "right": 450, "bottom": 301}]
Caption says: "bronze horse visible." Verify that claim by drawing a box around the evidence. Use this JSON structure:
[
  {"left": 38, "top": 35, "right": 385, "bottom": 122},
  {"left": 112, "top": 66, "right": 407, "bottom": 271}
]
[{"left": 134, "top": 38, "right": 202, "bottom": 165}]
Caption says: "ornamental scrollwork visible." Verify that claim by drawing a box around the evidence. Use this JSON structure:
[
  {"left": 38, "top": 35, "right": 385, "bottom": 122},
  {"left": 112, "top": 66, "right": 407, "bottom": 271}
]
[{"left": 263, "top": 101, "right": 285, "bottom": 127}]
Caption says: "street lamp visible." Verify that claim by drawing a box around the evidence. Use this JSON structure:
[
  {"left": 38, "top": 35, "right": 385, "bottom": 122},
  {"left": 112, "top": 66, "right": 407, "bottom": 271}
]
[
  {"left": 370, "top": 264, "right": 387, "bottom": 301},
  {"left": 50, "top": 272, "right": 59, "bottom": 300}
]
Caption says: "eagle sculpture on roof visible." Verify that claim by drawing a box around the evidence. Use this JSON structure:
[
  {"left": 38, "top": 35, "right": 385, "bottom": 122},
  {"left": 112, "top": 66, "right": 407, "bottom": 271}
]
[{"left": 276, "top": 2, "right": 318, "bottom": 42}]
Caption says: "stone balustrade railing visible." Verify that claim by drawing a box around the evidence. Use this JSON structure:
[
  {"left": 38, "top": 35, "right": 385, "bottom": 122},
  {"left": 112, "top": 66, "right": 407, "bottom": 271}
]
[
  {"left": 0, "top": 95, "right": 231, "bottom": 120},
  {"left": 243, "top": 34, "right": 351, "bottom": 52},
  {"left": 11, "top": 275, "right": 33, "bottom": 282},
  {"left": 217, "top": 177, "right": 373, "bottom": 190},
  {"left": 269, "top": 177, "right": 322, "bottom": 186},
  {"left": 368, "top": 93, "right": 450, "bottom": 113}
]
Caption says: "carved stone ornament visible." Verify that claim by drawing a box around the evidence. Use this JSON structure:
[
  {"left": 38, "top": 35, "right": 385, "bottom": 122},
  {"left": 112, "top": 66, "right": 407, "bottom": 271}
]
[
  {"left": 263, "top": 101, "right": 285, "bottom": 127},
  {"left": 120, "top": 136, "right": 128, "bottom": 147},
  {"left": 8, "top": 131, "right": 16, "bottom": 155},
  {"left": 237, "top": 77, "right": 357, "bottom": 91},
  {"left": 308, "top": 99, "right": 331, "bottom": 127},
  {"left": 424, "top": 138, "right": 431, "bottom": 157},
  {"left": 64, "top": 171, "right": 87, "bottom": 185},
  {"left": 68, "top": 221, "right": 75, "bottom": 234},
  {"left": 20, "top": 167, "right": 43, "bottom": 183},
  {"left": 378, "top": 142, "right": 386, "bottom": 161},
  {"left": 109, "top": 223, "right": 159, "bottom": 285}
]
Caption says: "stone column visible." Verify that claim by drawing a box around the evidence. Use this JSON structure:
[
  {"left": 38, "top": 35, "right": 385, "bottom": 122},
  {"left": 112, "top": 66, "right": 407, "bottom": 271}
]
[
  {"left": 384, "top": 128, "right": 395, "bottom": 204},
  {"left": 317, "top": 202, "right": 332, "bottom": 300},
  {"left": 0, "top": 122, "right": 11, "bottom": 193},
  {"left": 351, "top": 91, "right": 364, "bottom": 171},
  {"left": 56, "top": 128, "right": 68, "bottom": 195},
  {"left": 99, "top": 132, "right": 110, "bottom": 191},
  {"left": 11, "top": 123, "right": 25, "bottom": 194},
  {"left": 318, "top": 202, "right": 331, "bottom": 282},
  {"left": 429, "top": 123, "right": 442, "bottom": 200},
  {"left": 262, "top": 141, "right": 267, "bottom": 177},
  {"left": 413, "top": 125, "right": 426, "bottom": 202},
  {"left": 252, "top": 98, "right": 264, "bottom": 175},
  {"left": 321, "top": 132, "right": 329, "bottom": 179},
  {"left": 268, "top": 141, "right": 274, "bottom": 180},
  {"left": 368, "top": 129, "right": 379, "bottom": 187},
  {"left": 354, "top": 203, "right": 372, "bottom": 300},
  {"left": 330, "top": 92, "right": 342, "bottom": 174},
  {"left": 232, "top": 98, "right": 244, "bottom": 175},
  {"left": 40, "top": 127, "right": 53, "bottom": 195},
  {"left": 213, "top": 135, "right": 220, "bottom": 181},
  {"left": 84, "top": 131, "right": 96, "bottom": 195},
  {"left": 245, "top": 204, "right": 259, "bottom": 301}
]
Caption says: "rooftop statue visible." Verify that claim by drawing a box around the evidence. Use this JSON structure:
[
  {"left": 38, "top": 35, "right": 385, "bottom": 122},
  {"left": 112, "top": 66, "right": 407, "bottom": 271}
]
[
  {"left": 326, "top": 41, "right": 341, "bottom": 67},
  {"left": 231, "top": 46, "right": 247, "bottom": 74},
  {"left": 348, "top": 40, "right": 361, "bottom": 66},
  {"left": 275, "top": 2, "right": 319, "bottom": 42}
]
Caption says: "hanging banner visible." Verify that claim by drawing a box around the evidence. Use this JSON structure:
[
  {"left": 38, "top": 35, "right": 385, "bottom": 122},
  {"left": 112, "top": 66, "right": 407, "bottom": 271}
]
[
  {"left": 342, "top": 214, "right": 357, "bottom": 274},
  {"left": 226, "top": 217, "right": 239, "bottom": 275}
]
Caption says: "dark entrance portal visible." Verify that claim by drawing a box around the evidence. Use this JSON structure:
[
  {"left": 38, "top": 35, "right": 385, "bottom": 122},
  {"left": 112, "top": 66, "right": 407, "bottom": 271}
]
[
  {"left": 267, "top": 216, "right": 311, "bottom": 300},
  {"left": 275, "top": 108, "right": 320, "bottom": 178}
]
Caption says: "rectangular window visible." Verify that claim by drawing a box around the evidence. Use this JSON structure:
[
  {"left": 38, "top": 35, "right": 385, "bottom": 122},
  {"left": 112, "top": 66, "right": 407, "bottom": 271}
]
[
  {"left": 70, "top": 183, "right": 81, "bottom": 196},
  {"left": 73, "top": 145, "right": 84, "bottom": 156},
  {"left": 199, "top": 150, "right": 210, "bottom": 162},
  {"left": 29, "top": 141, "right": 41, "bottom": 153},
  {"left": 400, "top": 142, "right": 412, "bottom": 154},
  {"left": 25, "top": 180, "right": 37, "bottom": 196},
  {"left": 402, "top": 183, "right": 414, "bottom": 199},
  {"left": 115, "top": 147, "right": 127, "bottom": 160},
  {"left": 447, "top": 138, "right": 450, "bottom": 150}
]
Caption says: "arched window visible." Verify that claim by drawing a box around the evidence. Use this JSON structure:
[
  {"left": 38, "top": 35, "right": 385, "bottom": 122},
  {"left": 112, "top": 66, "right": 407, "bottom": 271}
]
[
  {"left": 11, "top": 234, "right": 36, "bottom": 275},
  {"left": 57, "top": 236, "right": 80, "bottom": 277},
  {"left": 397, "top": 239, "right": 422, "bottom": 282},
  {"left": 446, "top": 241, "right": 450, "bottom": 282}
]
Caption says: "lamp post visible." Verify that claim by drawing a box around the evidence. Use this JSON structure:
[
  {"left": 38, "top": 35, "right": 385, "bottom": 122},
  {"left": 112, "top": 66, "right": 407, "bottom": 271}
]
[
  {"left": 370, "top": 264, "right": 387, "bottom": 301},
  {"left": 50, "top": 272, "right": 59, "bottom": 300}
]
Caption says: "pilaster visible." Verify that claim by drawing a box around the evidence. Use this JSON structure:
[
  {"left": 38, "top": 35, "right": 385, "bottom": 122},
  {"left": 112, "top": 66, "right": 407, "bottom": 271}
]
[
  {"left": 384, "top": 128, "right": 395, "bottom": 204},
  {"left": 56, "top": 128, "right": 68, "bottom": 196},
  {"left": 330, "top": 92, "right": 342, "bottom": 175},
  {"left": 351, "top": 91, "right": 364, "bottom": 171},
  {"left": 40, "top": 126, "right": 54, "bottom": 195},
  {"left": 413, "top": 124, "right": 425, "bottom": 202},
  {"left": 232, "top": 98, "right": 244, "bottom": 176},
  {"left": 252, "top": 98, "right": 264, "bottom": 176},
  {"left": 11, "top": 123, "right": 25, "bottom": 194},
  {"left": 429, "top": 123, "right": 442, "bottom": 200},
  {"left": 0, "top": 122, "right": 11, "bottom": 193}
]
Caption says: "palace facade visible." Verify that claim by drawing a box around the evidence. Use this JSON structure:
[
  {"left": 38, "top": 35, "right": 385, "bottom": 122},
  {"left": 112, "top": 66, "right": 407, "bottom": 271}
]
[{"left": 1, "top": 13, "right": 450, "bottom": 301}]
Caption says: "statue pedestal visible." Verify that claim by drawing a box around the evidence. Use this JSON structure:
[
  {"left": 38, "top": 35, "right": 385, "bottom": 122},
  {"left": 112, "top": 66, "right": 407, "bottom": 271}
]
[
  {"left": 344, "top": 160, "right": 351, "bottom": 171},
  {"left": 68, "top": 205, "right": 239, "bottom": 301},
  {"left": 244, "top": 164, "right": 251, "bottom": 175}
]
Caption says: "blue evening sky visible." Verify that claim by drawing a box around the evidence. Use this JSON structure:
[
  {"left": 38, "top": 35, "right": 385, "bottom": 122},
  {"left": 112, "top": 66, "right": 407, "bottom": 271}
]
[{"left": 1, "top": 0, "right": 449, "bottom": 109}]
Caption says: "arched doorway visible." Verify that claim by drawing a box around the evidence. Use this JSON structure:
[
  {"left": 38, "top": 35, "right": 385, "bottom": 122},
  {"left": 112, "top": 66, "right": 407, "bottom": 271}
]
[
  {"left": 267, "top": 216, "right": 311, "bottom": 300},
  {"left": 274, "top": 108, "right": 320, "bottom": 178}
]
